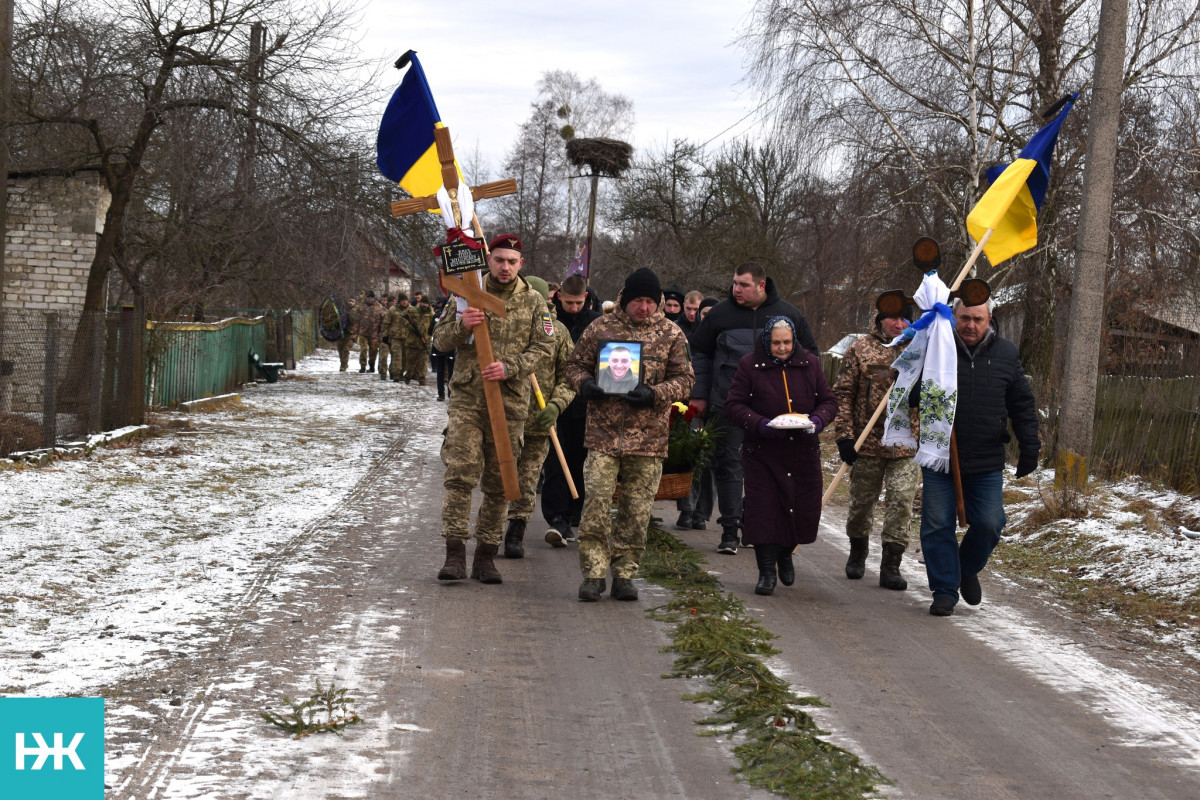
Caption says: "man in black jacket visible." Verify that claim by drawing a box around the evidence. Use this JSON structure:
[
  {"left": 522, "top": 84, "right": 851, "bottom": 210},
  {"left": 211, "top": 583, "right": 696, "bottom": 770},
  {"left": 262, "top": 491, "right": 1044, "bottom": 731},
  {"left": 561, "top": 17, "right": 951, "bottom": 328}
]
[
  {"left": 688, "top": 261, "right": 819, "bottom": 554},
  {"left": 922, "top": 299, "right": 1040, "bottom": 616},
  {"left": 542, "top": 274, "right": 602, "bottom": 545}
]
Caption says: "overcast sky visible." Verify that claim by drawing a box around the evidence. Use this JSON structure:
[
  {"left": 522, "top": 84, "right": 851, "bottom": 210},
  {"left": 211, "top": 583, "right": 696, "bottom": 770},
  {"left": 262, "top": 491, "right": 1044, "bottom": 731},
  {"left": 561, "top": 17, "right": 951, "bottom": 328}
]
[{"left": 358, "top": 0, "right": 761, "bottom": 178}]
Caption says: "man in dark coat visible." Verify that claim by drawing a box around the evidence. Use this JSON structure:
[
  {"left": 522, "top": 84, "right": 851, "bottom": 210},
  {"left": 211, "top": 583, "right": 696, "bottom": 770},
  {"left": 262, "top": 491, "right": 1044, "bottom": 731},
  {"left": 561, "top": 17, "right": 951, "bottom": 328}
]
[
  {"left": 922, "top": 299, "right": 1039, "bottom": 616},
  {"left": 688, "top": 261, "right": 818, "bottom": 555},
  {"left": 541, "top": 274, "right": 601, "bottom": 543}
]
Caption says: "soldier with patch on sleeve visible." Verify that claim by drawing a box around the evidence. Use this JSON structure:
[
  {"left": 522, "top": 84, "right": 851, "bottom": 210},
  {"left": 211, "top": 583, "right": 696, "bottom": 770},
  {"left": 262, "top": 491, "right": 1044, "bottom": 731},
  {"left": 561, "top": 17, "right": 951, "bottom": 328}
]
[{"left": 432, "top": 234, "right": 555, "bottom": 585}]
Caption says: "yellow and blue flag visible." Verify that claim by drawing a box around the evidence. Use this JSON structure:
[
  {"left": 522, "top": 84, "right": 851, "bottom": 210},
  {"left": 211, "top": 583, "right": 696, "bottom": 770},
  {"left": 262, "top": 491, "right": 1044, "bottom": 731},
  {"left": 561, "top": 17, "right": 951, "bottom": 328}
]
[
  {"left": 377, "top": 51, "right": 452, "bottom": 198},
  {"left": 966, "top": 93, "right": 1078, "bottom": 265}
]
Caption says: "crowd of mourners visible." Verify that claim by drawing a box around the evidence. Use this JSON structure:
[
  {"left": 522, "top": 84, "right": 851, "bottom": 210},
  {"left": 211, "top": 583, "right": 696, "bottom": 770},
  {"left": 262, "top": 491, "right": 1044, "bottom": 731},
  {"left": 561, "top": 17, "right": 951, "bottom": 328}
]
[{"left": 336, "top": 237, "right": 1039, "bottom": 617}]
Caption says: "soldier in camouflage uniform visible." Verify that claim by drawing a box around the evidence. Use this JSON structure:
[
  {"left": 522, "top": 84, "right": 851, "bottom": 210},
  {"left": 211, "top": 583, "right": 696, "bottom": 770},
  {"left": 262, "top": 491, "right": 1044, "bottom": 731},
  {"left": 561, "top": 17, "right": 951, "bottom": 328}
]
[
  {"left": 433, "top": 234, "right": 555, "bottom": 585},
  {"left": 401, "top": 296, "right": 434, "bottom": 385},
  {"left": 831, "top": 294, "right": 919, "bottom": 590},
  {"left": 503, "top": 276, "right": 576, "bottom": 557},
  {"left": 382, "top": 294, "right": 410, "bottom": 381},
  {"left": 565, "top": 268, "right": 694, "bottom": 602},
  {"left": 355, "top": 291, "right": 386, "bottom": 373}
]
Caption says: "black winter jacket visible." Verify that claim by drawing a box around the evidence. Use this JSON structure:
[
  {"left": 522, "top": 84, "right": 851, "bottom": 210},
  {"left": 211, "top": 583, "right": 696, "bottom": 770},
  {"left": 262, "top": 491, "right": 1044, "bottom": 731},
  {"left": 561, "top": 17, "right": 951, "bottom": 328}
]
[
  {"left": 690, "top": 278, "right": 818, "bottom": 410},
  {"left": 554, "top": 294, "right": 603, "bottom": 420},
  {"left": 953, "top": 328, "right": 1040, "bottom": 475}
]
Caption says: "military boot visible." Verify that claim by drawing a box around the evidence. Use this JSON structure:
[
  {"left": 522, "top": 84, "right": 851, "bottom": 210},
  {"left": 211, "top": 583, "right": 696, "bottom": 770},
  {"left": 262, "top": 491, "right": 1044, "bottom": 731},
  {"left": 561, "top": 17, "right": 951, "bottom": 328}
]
[
  {"left": 503, "top": 519, "right": 526, "bottom": 559},
  {"left": 845, "top": 537, "right": 869, "bottom": 579},
  {"left": 578, "top": 577, "right": 606, "bottom": 602},
  {"left": 611, "top": 578, "right": 638, "bottom": 601},
  {"left": 437, "top": 538, "right": 467, "bottom": 581},
  {"left": 470, "top": 542, "right": 503, "bottom": 584},
  {"left": 879, "top": 542, "right": 908, "bottom": 590}
]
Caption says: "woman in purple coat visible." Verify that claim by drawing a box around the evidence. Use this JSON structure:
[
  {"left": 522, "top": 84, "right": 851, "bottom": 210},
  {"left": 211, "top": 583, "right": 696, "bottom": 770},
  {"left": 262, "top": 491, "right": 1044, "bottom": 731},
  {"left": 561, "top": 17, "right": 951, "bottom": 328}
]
[{"left": 725, "top": 316, "right": 838, "bottom": 595}]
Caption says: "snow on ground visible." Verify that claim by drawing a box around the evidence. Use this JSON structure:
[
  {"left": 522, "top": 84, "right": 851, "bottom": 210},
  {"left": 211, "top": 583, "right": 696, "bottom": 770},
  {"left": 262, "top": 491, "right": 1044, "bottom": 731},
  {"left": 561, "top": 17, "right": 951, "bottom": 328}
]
[
  {"left": 5, "top": 346, "right": 1200, "bottom": 793},
  {"left": 0, "top": 349, "right": 440, "bottom": 698}
]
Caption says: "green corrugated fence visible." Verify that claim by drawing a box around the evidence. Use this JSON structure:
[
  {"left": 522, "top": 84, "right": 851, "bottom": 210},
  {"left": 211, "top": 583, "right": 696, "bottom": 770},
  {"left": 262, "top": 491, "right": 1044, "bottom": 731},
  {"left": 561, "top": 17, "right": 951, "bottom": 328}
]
[{"left": 144, "top": 310, "right": 317, "bottom": 409}]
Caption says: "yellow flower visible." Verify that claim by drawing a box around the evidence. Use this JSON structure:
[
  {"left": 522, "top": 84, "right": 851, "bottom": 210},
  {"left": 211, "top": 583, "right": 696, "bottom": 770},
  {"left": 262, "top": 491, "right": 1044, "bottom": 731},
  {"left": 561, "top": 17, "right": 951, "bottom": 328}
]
[{"left": 671, "top": 401, "right": 689, "bottom": 413}]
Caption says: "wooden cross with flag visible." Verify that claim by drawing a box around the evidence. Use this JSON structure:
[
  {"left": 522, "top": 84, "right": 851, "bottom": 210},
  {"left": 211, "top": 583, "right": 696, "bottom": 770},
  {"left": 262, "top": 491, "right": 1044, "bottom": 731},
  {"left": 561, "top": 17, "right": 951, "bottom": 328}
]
[{"left": 378, "top": 52, "right": 522, "bottom": 500}]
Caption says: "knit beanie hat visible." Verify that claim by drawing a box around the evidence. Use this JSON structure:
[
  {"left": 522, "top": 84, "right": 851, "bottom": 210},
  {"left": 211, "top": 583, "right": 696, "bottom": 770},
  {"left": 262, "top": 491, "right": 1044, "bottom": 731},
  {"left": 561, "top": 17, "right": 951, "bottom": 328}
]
[{"left": 621, "top": 268, "right": 662, "bottom": 309}]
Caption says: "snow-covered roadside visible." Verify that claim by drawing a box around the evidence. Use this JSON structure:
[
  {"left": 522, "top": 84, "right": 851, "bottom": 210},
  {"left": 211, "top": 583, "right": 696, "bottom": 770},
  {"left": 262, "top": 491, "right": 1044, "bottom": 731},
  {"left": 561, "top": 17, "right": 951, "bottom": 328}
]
[{"left": 0, "top": 349, "right": 442, "bottom": 698}]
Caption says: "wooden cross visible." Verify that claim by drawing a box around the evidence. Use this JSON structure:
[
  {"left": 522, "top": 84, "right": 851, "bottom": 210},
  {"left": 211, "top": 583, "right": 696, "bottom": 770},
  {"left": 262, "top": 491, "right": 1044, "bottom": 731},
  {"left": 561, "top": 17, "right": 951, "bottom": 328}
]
[{"left": 391, "top": 126, "right": 522, "bottom": 500}]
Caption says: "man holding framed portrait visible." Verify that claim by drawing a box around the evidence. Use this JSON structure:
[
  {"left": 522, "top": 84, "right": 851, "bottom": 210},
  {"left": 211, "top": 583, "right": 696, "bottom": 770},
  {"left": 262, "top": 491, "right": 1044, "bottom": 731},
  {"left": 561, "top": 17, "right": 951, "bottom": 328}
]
[{"left": 566, "top": 267, "right": 695, "bottom": 602}]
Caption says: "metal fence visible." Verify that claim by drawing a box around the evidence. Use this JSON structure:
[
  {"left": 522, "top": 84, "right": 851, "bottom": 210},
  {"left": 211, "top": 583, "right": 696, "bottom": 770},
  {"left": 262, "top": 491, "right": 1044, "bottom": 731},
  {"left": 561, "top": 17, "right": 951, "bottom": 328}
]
[
  {"left": 145, "top": 309, "right": 317, "bottom": 409},
  {"left": 0, "top": 306, "right": 317, "bottom": 457},
  {"left": 0, "top": 306, "right": 145, "bottom": 456}
]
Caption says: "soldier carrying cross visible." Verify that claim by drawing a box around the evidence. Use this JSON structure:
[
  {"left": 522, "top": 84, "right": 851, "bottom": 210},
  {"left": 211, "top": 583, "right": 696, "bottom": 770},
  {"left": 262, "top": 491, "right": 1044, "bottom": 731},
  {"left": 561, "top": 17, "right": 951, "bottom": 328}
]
[{"left": 431, "top": 232, "right": 555, "bottom": 584}]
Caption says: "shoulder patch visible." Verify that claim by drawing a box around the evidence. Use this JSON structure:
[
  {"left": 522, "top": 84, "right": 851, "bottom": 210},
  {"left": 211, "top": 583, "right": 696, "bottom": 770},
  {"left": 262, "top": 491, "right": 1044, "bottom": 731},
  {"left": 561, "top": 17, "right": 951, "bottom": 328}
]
[{"left": 541, "top": 312, "right": 554, "bottom": 336}]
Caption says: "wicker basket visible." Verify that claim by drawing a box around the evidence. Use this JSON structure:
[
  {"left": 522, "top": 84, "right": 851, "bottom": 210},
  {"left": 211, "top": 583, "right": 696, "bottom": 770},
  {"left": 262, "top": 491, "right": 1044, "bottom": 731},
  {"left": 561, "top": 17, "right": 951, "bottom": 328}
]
[
  {"left": 655, "top": 470, "right": 694, "bottom": 500},
  {"left": 612, "top": 470, "right": 694, "bottom": 502}
]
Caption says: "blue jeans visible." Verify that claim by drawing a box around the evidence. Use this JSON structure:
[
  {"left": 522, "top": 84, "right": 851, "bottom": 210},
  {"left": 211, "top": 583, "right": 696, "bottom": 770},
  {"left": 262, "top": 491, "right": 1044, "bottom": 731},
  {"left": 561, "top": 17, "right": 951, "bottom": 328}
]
[{"left": 919, "top": 468, "right": 1007, "bottom": 603}]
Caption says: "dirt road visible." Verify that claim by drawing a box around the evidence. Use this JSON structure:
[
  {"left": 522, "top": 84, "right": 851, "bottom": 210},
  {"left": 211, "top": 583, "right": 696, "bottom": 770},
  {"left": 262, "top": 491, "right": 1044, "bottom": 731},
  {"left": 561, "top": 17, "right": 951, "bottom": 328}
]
[{"left": 104, "top": 360, "right": 1200, "bottom": 799}]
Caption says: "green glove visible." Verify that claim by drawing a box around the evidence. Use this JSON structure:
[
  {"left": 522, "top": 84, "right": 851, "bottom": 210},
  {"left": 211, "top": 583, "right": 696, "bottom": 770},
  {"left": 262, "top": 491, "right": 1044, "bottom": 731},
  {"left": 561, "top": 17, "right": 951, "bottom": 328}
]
[{"left": 534, "top": 402, "right": 561, "bottom": 431}]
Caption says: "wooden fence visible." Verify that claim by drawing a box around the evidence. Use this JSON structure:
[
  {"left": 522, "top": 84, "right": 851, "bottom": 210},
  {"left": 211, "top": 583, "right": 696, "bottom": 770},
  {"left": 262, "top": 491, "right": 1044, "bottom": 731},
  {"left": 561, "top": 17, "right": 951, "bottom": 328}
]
[{"left": 822, "top": 354, "right": 1200, "bottom": 494}]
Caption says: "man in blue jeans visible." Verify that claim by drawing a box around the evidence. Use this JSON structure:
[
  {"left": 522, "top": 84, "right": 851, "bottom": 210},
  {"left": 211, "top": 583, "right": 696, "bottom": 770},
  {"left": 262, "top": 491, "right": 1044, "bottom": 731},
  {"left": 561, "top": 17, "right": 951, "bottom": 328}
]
[{"left": 921, "top": 298, "right": 1039, "bottom": 616}]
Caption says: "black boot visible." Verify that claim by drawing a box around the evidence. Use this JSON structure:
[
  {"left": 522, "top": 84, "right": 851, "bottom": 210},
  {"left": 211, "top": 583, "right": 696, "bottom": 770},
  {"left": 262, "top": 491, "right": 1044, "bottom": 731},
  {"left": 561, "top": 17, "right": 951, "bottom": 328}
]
[
  {"left": 879, "top": 542, "right": 908, "bottom": 590},
  {"left": 754, "top": 544, "right": 778, "bottom": 596},
  {"left": 845, "top": 537, "right": 869, "bottom": 579},
  {"left": 777, "top": 548, "right": 795, "bottom": 586},
  {"left": 503, "top": 519, "right": 526, "bottom": 559}
]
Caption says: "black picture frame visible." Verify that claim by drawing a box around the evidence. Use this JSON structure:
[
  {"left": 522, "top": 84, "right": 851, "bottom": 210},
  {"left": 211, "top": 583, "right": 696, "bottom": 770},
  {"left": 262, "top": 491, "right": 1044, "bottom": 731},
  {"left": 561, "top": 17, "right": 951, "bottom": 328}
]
[{"left": 596, "top": 340, "right": 643, "bottom": 395}]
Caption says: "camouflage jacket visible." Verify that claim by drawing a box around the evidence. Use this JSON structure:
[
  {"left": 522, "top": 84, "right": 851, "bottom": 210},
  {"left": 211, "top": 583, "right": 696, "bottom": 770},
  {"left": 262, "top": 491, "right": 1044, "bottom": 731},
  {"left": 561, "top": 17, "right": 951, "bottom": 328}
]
[
  {"left": 565, "top": 293, "right": 695, "bottom": 459},
  {"left": 433, "top": 275, "right": 555, "bottom": 421},
  {"left": 403, "top": 306, "right": 434, "bottom": 347},
  {"left": 526, "top": 312, "right": 576, "bottom": 434},
  {"left": 354, "top": 299, "right": 385, "bottom": 340},
  {"left": 383, "top": 305, "right": 409, "bottom": 342},
  {"left": 832, "top": 329, "right": 918, "bottom": 459}
]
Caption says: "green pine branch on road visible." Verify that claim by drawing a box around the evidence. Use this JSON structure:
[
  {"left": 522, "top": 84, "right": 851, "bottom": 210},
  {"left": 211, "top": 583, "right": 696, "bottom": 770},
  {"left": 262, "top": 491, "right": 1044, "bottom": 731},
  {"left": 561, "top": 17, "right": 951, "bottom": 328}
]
[{"left": 642, "top": 525, "right": 889, "bottom": 799}]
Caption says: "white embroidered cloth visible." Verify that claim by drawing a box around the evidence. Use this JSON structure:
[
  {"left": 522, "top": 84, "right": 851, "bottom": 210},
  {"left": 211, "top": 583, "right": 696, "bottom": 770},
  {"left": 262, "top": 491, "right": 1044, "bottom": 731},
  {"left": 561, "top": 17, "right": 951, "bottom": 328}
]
[{"left": 881, "top": 271, "right": 958, "bottom": 473}]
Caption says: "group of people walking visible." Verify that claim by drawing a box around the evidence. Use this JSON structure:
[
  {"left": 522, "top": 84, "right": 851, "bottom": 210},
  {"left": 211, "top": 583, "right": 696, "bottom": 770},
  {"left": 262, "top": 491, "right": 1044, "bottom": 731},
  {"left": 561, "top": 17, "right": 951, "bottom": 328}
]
[
  {"left": 336, "top": 290, "right": 457, "bottom": 399},
  {"left": 406, "top": 234, "right": 1039, "bottom": 616}
]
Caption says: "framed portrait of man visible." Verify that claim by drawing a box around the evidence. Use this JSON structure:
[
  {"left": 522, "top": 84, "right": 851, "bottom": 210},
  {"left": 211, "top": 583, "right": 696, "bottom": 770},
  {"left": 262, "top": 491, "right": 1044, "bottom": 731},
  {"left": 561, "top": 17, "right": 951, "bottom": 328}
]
[{"left": 597, "top": 341, "right": 643, "bottom": 395}]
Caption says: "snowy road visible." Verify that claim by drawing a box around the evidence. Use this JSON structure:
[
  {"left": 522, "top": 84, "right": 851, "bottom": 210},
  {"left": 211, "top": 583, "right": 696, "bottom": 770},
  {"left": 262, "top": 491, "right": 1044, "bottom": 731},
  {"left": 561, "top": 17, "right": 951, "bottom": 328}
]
[{"left": 3, "top": 348, "right": 1199, "bottom": 798}]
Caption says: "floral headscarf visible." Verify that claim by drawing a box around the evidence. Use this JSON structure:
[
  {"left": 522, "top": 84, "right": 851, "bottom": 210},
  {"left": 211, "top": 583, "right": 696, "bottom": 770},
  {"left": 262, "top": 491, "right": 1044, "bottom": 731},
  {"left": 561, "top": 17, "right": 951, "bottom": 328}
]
[{"left": 761, "top": 315, "right": 797, "bottom": 365}]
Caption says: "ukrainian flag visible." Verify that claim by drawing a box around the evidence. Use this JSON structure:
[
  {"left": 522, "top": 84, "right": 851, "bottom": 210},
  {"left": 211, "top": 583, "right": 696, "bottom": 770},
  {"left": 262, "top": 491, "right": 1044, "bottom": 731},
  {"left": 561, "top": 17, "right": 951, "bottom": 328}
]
[
  {"left": 966, "top": 93, "right": 1078, "bottom": 265},
  {"left": 377, "top": 51, "right": 451, "bottom": 198}
]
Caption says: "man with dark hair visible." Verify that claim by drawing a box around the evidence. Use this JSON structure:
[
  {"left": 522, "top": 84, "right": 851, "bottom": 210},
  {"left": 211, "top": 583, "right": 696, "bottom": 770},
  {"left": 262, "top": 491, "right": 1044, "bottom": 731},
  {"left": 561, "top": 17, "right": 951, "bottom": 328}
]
[
  {"left": 542, "top": 273, "right": 601, "bottom": 544},
  {"left": 433, "top": 234, "right": 555, "bottom": 585},
  {"left": 920, "top": 298, "right": 1039, "bottom": 616},
  {"left": 689, "top": 261, "right": 819, "bottom": 555}
]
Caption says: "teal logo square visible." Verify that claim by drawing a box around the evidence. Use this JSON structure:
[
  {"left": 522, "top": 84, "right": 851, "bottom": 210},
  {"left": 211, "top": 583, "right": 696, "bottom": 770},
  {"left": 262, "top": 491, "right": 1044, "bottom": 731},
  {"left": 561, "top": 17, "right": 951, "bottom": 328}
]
[{"left": 0, "top": 697, "right": 105, "bottom": 799}]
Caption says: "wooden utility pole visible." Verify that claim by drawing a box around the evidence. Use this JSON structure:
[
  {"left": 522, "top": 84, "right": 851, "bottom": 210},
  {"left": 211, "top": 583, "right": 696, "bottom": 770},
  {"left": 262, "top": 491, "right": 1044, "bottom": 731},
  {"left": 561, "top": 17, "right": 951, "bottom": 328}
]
[{"left": 1057, "top": 0, "right": 1129, "bottom": 483}]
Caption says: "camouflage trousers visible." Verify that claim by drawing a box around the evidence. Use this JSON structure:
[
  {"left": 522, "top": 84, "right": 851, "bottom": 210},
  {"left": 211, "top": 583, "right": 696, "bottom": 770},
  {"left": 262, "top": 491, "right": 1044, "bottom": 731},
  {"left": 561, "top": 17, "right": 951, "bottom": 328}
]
[
  {"left": 577, "top": 452, "right": 663, "bottom": 580},
  {"left": 358, "top": 337, "right": 377, "bottom": 369},
  {"left": 377, "top": 342, "right": 393, "bottom": 378},
  {"left": 386, "top": 343, "right": 406, "bottom": 381},
  {"left": 336, "top": 335, "right": 352, "bottom": 370},
  {"left": 508, "top": 432, "right": 551, "bottom": 522},
  {"left": 845, "top": 455, "right": 919, "bottom": 547},
  {"left": 441, "top": 408, "right": 524, "bottom": 546},
  {"left": 403, "top": 343, "right": 427, "bottom": 384}
]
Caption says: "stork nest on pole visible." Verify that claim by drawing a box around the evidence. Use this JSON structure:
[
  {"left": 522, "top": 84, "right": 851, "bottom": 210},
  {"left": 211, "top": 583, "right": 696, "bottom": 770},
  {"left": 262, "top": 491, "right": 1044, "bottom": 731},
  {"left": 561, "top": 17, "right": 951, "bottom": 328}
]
[{"left": 566, "top": 138, "right": 633, "bottom": 178}]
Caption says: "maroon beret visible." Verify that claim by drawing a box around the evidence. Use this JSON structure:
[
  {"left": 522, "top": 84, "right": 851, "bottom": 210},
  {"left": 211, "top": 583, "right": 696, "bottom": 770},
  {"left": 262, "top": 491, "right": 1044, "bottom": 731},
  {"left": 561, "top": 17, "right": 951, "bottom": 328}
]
[{"left": 489, "top": 233, "right": 523, "bottom": 253}]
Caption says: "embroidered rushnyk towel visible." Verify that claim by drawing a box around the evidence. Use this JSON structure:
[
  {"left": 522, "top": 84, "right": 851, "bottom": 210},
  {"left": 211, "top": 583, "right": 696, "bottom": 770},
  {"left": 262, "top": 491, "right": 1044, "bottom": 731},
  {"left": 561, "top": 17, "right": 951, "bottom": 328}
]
[{"left": 882, "top": 271, "right": 957, "bottom": 473}]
